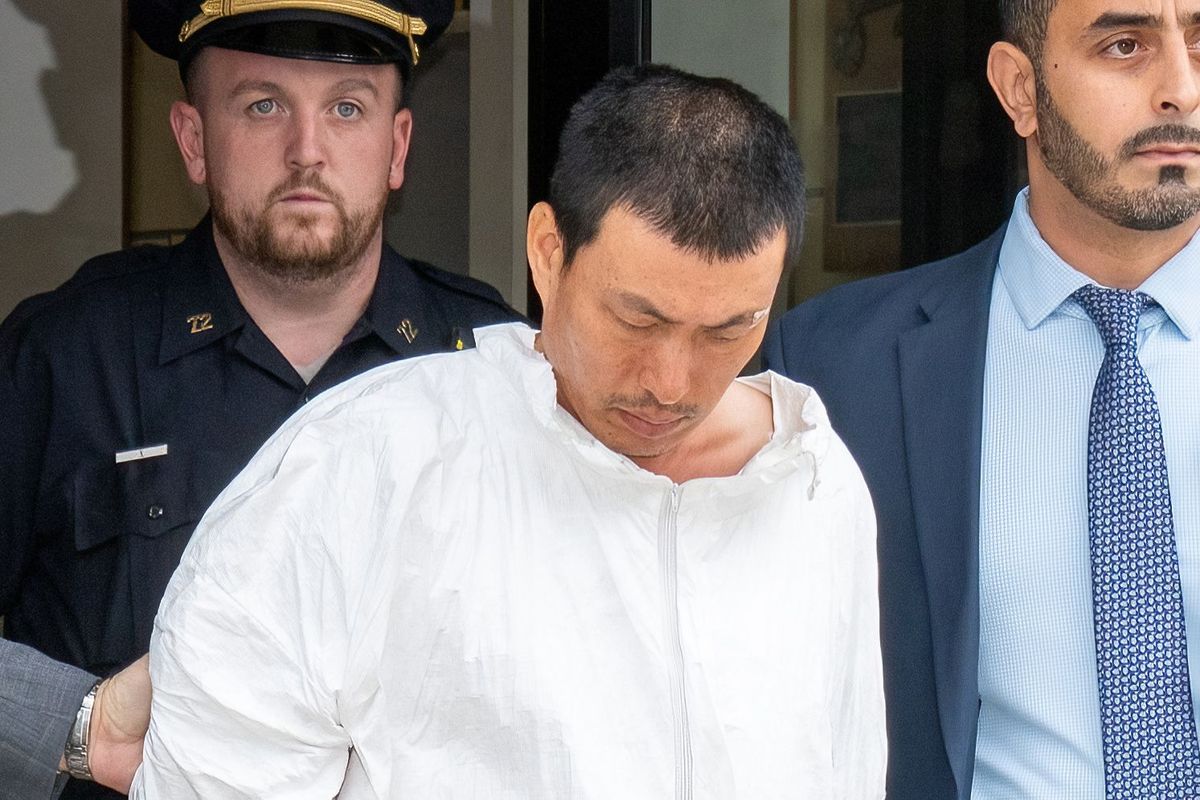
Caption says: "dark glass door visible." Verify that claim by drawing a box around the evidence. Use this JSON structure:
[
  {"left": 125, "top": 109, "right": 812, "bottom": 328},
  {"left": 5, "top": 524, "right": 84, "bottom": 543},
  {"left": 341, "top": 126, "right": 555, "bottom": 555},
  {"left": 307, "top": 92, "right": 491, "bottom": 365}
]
[{"left": 526, "top": 0, "right": 650, "bottom": 319}]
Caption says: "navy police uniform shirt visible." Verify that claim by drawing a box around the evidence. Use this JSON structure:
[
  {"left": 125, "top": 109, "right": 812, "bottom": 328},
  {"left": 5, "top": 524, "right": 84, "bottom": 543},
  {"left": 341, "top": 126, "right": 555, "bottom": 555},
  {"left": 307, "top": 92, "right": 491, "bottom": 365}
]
[{"left": 0, "top": 217, "right": 523, "bottom": 685}]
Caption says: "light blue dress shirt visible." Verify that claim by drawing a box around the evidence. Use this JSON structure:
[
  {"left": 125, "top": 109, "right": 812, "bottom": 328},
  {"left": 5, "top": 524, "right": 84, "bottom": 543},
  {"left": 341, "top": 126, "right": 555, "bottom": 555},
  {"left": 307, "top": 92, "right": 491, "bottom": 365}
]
[{"left": 973, "top": 189, "right": 1200, "bottom": 799}]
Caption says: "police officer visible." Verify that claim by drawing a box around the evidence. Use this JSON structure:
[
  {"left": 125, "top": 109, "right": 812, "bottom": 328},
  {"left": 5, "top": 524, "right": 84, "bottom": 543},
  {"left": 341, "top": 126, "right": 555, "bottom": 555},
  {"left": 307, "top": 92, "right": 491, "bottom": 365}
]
[{"left": 0, "top": 2, "right": 522, "bottom": 797}]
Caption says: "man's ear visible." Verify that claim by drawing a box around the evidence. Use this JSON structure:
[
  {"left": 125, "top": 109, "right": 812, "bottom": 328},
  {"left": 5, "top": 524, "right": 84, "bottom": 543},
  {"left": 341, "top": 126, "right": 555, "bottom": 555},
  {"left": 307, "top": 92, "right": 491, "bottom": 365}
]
[
  {"left": 527, "top": 201, "right": 566, "bottom": 310},
  {"left": 987, "top": 40, "right": 1039, "bottom": 139},
  {"left": 388, "top": 108, "right": 414, "bottom": 190},
  {"left": 169, "top": 100, "right": 207, "bottom": 185}
]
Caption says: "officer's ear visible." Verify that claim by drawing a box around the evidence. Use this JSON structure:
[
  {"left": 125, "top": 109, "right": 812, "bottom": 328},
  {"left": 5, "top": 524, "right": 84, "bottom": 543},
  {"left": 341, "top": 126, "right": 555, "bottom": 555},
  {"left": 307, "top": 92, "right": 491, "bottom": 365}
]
[
  {"left": 388, "top": 108, "right": 413, "bottom": 191},
  {"left": 527, "top": 201, "right": 566, "bottom": 310},
  {"left": 170, "top": 100, "right": 207, "bottom": 186}
]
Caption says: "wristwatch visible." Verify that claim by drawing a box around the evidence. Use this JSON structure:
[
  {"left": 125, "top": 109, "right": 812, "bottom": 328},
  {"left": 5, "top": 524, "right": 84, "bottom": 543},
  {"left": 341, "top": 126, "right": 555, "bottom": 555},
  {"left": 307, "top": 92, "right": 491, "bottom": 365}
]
[{"left": 63, "top": 680, "right": 101, "bottom": 780}]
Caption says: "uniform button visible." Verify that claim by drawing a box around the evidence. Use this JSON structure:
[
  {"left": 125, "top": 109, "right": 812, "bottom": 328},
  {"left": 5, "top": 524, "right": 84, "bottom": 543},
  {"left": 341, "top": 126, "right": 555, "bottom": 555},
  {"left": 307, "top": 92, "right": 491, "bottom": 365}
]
[{"left": 147, "top": 504, "right": 165, "bottom": 520}]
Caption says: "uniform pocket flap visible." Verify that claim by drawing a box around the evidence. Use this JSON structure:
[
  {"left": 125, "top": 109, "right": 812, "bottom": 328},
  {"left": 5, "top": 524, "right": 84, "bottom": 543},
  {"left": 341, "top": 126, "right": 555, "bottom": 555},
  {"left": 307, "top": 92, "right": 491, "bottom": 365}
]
[{"left": 73, "top": 453, "right": 200, "bottom": 551}]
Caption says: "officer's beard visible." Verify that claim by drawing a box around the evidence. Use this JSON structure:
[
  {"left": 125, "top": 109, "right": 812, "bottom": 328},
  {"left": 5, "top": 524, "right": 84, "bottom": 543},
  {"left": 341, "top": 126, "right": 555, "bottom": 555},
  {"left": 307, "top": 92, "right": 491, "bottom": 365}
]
[{"left": 210, "top": 172, "right": 387, "bottom": 285}]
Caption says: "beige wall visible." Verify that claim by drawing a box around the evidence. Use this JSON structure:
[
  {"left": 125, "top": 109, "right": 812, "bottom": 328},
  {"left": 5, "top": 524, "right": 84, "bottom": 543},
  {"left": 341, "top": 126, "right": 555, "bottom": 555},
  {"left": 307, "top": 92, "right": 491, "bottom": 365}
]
[
  {"left": 387, "top": 22, "right": 472, "bottom": 275},
  {"left": 127, "top": 38, "right": 208, "bottom": 242},
  {"left": 468, "top": 0, "right": 528, "bottom": 309},
  {"left": 0, "top": 0, "right": 123, "bottom": 318}
]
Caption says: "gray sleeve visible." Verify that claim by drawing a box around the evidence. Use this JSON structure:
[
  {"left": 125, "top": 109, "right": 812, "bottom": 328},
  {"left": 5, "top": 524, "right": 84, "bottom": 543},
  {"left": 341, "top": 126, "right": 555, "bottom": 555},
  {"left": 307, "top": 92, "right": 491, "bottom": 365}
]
[{"left": 0, "top": 638, "right": 98, "bottom": 800}]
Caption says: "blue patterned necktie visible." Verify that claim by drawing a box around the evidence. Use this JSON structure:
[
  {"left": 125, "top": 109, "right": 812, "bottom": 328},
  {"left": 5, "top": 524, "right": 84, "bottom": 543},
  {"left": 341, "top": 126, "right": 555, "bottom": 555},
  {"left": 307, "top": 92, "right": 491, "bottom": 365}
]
[{"left": 1074, "top": 284, "right": 1200, "bottom": 799}]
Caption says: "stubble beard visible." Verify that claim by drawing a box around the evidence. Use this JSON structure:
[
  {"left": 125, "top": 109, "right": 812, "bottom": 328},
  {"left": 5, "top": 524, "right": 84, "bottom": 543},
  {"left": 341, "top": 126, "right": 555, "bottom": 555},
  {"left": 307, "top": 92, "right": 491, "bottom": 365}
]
[
  {"left": 1034, "top": 72, "right": 1200, "bottom": 231},
  {"left": 211, "top": 171, "right": 387, "bottom": 285}
]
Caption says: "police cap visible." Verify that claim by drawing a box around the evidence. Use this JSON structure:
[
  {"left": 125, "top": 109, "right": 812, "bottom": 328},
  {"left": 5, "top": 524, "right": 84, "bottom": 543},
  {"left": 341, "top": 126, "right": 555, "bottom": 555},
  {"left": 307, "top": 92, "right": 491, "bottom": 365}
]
[{"left": 131, "top": 0, "right": 455, "bottom": 71}]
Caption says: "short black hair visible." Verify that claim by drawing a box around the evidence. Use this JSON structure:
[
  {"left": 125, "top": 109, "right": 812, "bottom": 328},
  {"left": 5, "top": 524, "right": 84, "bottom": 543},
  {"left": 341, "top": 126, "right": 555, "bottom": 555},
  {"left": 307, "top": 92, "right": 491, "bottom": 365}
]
[
  {"left": 999, "top": 0, "right": 1057, "bottom": 63},
  {"left": 549, "top": 64, "right": 806, "bottom": 269}
]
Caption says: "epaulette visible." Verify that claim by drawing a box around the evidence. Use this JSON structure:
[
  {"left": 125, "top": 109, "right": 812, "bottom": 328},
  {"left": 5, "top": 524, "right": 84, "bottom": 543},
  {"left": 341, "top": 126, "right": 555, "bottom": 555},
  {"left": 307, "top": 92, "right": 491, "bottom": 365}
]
[
  {"left": 407, "top": 258, "right": 528, "bottom": 321},
  {"left": 74, "top": 245, "right": 170, "bottom": 288},
  {"left": 2, "top": 244, "right": 176, "bottom": 334}
]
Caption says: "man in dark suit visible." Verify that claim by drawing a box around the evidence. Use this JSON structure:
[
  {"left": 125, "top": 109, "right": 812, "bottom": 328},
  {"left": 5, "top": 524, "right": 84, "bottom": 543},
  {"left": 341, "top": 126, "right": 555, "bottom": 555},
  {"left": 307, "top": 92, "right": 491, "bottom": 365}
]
[{"left": 766, "top": 0, "right": 1200, "bottom": 798}]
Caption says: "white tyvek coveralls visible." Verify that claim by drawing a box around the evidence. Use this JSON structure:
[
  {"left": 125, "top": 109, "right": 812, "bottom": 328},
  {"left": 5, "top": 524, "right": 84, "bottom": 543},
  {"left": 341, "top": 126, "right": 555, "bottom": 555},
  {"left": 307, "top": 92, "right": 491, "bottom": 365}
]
[{"left": 133, "top": 323, "right": 885, "bottom": 799}]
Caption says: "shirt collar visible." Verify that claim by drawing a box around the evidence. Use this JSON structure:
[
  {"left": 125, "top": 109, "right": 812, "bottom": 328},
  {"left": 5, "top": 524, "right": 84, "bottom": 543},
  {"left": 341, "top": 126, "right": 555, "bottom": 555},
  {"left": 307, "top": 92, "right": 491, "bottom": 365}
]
[
  {"left": 473, "top": 324, "right": 827, "bottom": 489},
  {"left": 159, "top": 217, "right": 250, "bottom": 365},
  {"left": 160, "top": 222, "right": 452, "bottom": 365},
  {"left": 999, "top": 188, "right": 1200, "bottom": 339},
  {"left": 362, "top": 245, "right": 467, "bottom": 357},
  {"left": 1138, "top": 240, "right": 1200, "bottom": 340},
  {"left": 997, "top": 190, "right": 1091, "bottom": 330}
]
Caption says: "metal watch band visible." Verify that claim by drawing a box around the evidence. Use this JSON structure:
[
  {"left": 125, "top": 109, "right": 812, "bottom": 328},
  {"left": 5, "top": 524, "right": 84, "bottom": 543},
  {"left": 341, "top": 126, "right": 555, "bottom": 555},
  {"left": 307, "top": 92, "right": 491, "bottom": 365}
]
[{"left": 64, "top": 680, "right": 101, "bottom": 781}]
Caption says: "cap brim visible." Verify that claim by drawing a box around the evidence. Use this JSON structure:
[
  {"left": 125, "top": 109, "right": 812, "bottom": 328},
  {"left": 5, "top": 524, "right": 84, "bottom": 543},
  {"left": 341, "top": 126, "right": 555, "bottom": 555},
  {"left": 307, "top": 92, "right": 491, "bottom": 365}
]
[
  {"left": 131, "top": 1, "right": 454, "bottom": 69},
  {"left": 182, "top": 13, "right": 408, "bottom": 66}
]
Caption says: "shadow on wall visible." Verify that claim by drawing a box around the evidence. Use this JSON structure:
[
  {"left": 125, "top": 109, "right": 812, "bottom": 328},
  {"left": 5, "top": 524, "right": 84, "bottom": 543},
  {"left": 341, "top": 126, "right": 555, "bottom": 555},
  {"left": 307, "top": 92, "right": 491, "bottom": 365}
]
[{"left": 0, "top": 0, "right": 123, "bottom": 318}]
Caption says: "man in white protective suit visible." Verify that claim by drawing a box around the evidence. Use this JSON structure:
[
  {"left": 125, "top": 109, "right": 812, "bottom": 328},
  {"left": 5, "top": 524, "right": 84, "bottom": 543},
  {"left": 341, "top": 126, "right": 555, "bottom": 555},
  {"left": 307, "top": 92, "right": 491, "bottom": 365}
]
[{"left": 132, "top": 64, "right": 887, "bottom": 800}]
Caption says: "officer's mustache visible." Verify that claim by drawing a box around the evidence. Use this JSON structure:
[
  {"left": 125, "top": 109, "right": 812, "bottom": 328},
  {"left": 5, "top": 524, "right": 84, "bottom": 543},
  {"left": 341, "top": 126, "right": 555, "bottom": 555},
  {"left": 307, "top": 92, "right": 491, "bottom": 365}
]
[
  {"left": 266, "top": 172, "right": 344, "bottom": 206},
  {"left": 1119, "top": 124, "right": 1200, "bottom": 159}
]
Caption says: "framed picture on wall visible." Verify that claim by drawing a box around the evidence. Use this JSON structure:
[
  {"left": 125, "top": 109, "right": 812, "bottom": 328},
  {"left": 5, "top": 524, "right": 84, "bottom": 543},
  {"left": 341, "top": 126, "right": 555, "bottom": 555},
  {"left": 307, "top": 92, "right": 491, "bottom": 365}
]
[
  {"left": 834, "top": 91, "right": 901, "bottom": 225},
  {"left": 821, "top": 0, "right": 902, "bottom": 276},
  {"left": 823, "top": 88, "right": 902, "bottom": 275}
]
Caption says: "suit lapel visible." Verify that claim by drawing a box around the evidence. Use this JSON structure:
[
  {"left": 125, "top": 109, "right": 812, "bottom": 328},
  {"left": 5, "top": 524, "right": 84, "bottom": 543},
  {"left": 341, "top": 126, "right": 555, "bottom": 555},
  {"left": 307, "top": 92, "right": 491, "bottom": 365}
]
[{"left": 897, "top": 230, "right": 1002, "bottom": 798}]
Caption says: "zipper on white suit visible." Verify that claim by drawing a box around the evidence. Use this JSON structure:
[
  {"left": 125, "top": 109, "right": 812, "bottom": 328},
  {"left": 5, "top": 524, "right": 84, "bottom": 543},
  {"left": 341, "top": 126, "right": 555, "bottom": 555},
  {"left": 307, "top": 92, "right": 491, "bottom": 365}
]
[{"left": 659, "top": 484, "right": 693, "bottom": 800}]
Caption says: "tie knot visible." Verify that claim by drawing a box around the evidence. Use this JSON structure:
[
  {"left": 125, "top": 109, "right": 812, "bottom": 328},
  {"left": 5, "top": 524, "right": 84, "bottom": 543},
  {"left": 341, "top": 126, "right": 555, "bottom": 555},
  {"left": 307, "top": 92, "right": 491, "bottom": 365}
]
[{"left": 1072, "top": 284, "right": 1153, "bottom": 349}]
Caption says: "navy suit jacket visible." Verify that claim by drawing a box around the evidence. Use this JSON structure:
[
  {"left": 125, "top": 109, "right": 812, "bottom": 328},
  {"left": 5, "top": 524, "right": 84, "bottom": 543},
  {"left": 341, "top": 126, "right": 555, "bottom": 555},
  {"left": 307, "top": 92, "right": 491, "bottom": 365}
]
[{"left": 763, "top": 228, "right": 1006, "bottom": 800}]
